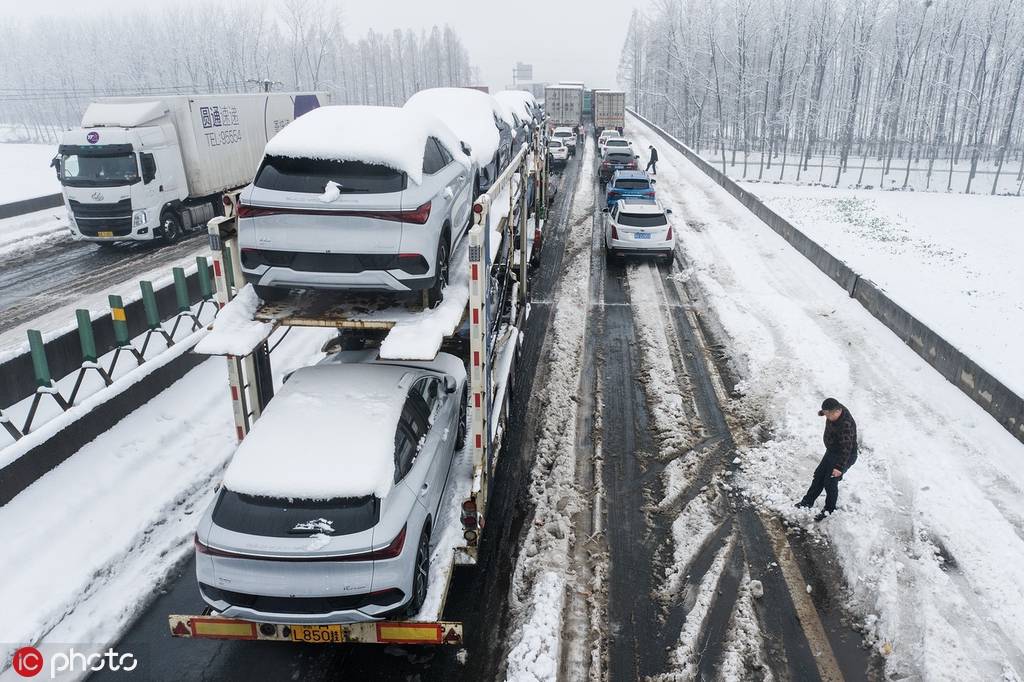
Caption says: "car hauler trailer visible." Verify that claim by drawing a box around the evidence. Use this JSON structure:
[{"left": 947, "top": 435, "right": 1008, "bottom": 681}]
[{"left": 167, "top": 135, "right": 548, "bottom": 647}]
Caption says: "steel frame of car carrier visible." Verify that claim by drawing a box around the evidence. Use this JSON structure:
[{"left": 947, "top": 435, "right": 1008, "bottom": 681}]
[{"left": 168, "top": 134, "right": 549, "bottom": 647}]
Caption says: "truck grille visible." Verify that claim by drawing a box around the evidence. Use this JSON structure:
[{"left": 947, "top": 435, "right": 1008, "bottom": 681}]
[
  {"left": 70, "top": 198, "right": 132, "bottom": 236},
  {"left": 200, "top": 583, "right": 404, "bottom": 614}
]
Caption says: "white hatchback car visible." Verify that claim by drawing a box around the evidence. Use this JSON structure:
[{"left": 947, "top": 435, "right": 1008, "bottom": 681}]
[
  {"left": 598, "top": 129, "right": 622, "bottom": 155},
  {"left": 602, "top": 137, "right": 634, "bottom": 158},
  {"left": 602, "top": 198, "right": 674, "bottom": 261},
  {"left": 551, "top": 127, "right": 577, "bottom": 155},
  {"left": 546, "top": 139, "right": 570, "bottom": 167}
]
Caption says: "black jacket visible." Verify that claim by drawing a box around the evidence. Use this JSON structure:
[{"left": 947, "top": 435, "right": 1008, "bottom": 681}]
[
  {"left": 823, "top": 406, "right": 858, "bottom": 471},
  {"left": 649, "top": 147, "right": 659, "bottom": 162}
]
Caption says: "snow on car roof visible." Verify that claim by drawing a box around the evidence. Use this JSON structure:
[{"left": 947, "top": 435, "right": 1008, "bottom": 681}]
[
  {"left": 494, "top": 91, "right": 534, "bottom": 122},
  {"left": 222, "top": 363, "right": 411, "bottom": 500},
  {"left": 405, "top": 88, "right": 506, "bottom": 166},
  {"left": 263, "top": 105, "right": 468, "bottom": 186},
  {"left": 616, "top": 199, "right": 663, "bottom": 213}
]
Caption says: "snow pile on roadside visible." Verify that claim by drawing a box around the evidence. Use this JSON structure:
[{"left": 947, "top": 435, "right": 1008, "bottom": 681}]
[
  {"left": 627, "top": 115, "right": 1024, "bottom": 680},
  {"left": 264, "top": 105, "right": 469, "bottom": 186},
  {"left": 0, "top": 142, "right": 59, "bottom": 203},
  {"left": 0, "top": 206, "right": 68, "bottom": 257},
  {"left": 194, "top": 284, "right": 272, "bottom": 356},
  {"left": 505, "top": 140, "right": 595, "bottom": 680},
  {"left": 747, "top": 184, "right": 1024, "bottom": 395}
]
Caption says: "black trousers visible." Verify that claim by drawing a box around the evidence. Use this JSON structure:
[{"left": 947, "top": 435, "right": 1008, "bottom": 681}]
[
  {"left": 801, "top": 457, "right": 843, "bottom": 512},
  {"left": 646, "top": 160, "right": 657, "bottom": 173}
]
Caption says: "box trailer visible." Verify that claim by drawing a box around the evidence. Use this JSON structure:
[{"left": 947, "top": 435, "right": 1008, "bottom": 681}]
[
  {"left": 168, "top": 133, "right": 550, "bottom": 648},
  {"left": 593, "top": 90, "right": 626, "bottom": 134},
  {"left": 55, "top": 92, "right": 328, "bottom": 244},
  {"left": 544, "top": 85, "right": 584, "bottom": 132}
]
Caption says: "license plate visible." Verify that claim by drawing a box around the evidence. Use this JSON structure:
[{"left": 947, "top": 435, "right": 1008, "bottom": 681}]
[
  {"left": 290, "top": 624, "right": 345, "bottom": 643},
  {"left": 634, "top": 232, "right": 651, "bottom": 240},
  {"left": 98, "top": 231, "right": 114, "bottom": 238}
]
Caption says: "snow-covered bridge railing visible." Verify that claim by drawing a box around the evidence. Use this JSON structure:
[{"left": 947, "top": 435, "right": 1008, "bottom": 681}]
[{"left": 629, "top": 108, "right": 1024, "bottom": 446}]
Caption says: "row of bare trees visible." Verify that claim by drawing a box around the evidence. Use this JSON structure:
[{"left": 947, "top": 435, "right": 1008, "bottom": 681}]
[
  {"left": 0, "top": 0, "right": 477, "bottom": 143},
  {"left": 620, "top": 0, "right": 1024, "bottom": 194}
]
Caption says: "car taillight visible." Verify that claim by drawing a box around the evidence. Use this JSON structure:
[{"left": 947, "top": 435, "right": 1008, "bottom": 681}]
[
  {"left": 644, "top": 190, "right": 655, "bottom": 197},
  {"left": 361, "top": 524, "right": 407, "bottom": 560},
  {"left": 627, "top": 162, "right": 637, "bottom": 169},
  {"left": 611, "top": 224, "right": 619, "bottom": 240},
  {"left": 400, "top": 201, "right": 432, "bottom": 225},
  {"left": 237, "top": 203, "right": 281, "bottom": 219},
  {"left": 608, "top": 191, "right": 620, "bottom": 199},
  {"left": 194, "top": 533, "right": 237, "bottom": 559},
  {"left": 461, "top": 499, "right": 479, "bottom": 530},
  {"left": 666, "top": 226, "right": 673, "bottom": 240}
]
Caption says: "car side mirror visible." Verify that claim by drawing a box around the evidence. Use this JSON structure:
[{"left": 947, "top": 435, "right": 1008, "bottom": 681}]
[
  {"left": 461, "top": 141, "right": 473, "bottom": 156},
  {"left": 601, "top": 208, "right": 609, "bottom": 213},
  {"left": 650, "top": 179, "right": 657, "bottom": 184},
  {"left": 665, "top": 208, "right": 673, "bottom": 215},
  {"left": 444, "top": 376, "right": 458, "bottom": 394},
  {"left": 634, "top": 154, "right": 640, "bottom": 159}
]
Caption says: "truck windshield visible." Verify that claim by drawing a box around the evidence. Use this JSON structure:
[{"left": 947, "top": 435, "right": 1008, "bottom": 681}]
[
  {"left": 212, "top": 489, "right": 380, "bottom": 537},
  {"left": 61, "top": 153, "right": 140, "bottom": 187},
  {"left": 255, "top": 155, "right": 406, "bottom": 194}
]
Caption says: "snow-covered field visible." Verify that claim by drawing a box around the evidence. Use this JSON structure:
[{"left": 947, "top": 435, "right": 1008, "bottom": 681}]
[
  {"left": 0, "top": 205, "right": 69, "bottom": 256},
  {"left": 629, "top": 115, "right": 1024, "bottom": 681},
  {"left": 743, "top": 183, "right": 1024, "bottom": 396},
  {"left": 697, "top": 150, "right": 1024, "bottom": 195},
  {"left": 0, "top": 142, "right": 60, "bottom": 203}
]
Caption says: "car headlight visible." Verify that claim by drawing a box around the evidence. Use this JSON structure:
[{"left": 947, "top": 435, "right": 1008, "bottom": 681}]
[{"left": 132, "top": 209, "right": 148, "bottom": 227}]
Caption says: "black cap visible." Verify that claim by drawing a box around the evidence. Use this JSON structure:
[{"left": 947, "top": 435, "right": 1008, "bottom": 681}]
[{"left": 818, "top": 398, "right": 841, "bottom": 416}]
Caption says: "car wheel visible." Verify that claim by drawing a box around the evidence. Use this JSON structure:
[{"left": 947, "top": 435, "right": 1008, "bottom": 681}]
[
  {"left": 254, "top": 284, "right": 287, "bottom": 302},
  {"left": 426, "top": 235, "right": 450, "bottom": 309},
  {"left": 456, "top": 384, "right": 468, "bottom": 449},
  {"left": 403, "top": 526, "right": 431, "bottom": 618},
  {"left": 160, "top": 211, "right": 182, "bottom": 244},
  {"left": 605, "top": 245, "right": 615, "bottom": 264}
]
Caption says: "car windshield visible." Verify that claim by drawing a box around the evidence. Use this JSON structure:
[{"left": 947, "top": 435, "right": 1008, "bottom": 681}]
[
  {"left": 613, "top": 179, "right": 650, "bottom": 190},
  {"left": 547, "top": 141, "right": 563, "bottom": 148},
  {"left": 553, "top": 131, "right": 572, "bottom": 138},
  {"left": 212, "top": 489, "right": 381, "bottom": 537},
  {"left": 61, "top": 153, "right": 139, "bottom": 187},
  {"left": 255, "top": 155, "right": 406, "bottom": 194},
  {"left": 618, "top": 212, "right": 668, "bottom": 227},
  {"left": 606, "top": 140, "right": 629, "bottom": 146},
  {"left": 607, "top": 153, "right": 633, "bottom": 164}
]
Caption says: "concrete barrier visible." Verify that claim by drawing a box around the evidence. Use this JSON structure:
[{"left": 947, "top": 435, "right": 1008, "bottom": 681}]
[
  {"left": 0, "top": 193, "right": 63, "bottom": 220},
  {"left": 629, "top": 108, "right": 1024, "bottom": 445}
]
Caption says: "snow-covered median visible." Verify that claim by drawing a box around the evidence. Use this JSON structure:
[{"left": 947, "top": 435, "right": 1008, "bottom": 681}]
[
  {"left": 628, "top": 114, "right": 1024, "bottom": 681},
  {"left": 505, "top": 141, "right": 595, "bottom": 681}
]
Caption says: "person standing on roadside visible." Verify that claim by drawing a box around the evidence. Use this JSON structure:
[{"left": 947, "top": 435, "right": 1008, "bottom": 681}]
[
  {"left": 646, "top": 145, "right": 659, "bottom": 174},
  {"left": 795, "top": 398, "right": 858, "bottom": 521}
]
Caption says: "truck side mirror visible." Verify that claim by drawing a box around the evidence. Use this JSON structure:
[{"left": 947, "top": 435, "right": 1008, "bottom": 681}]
[{"left": 50, "top": 156, "right": 61, "bottom": 177}]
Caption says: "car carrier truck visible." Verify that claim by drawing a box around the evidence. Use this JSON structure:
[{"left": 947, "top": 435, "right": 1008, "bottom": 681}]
[
  {"left": 55, "top": 92, "right": 327, "bottom": 244},
  {"left": 167, "top": 132, "right": 548, "bottom": 648}
]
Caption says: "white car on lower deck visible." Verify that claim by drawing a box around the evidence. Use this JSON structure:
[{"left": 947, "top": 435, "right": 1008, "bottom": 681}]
[
  {"left": 602, "top": 198, "right": 674, "bottom": 261},
  {"left": 551, "top": 126, "right": 577, "bottom": 155}
]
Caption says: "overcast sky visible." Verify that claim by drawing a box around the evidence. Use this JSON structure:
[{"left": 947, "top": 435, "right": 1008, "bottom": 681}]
[{"left": 7, "top": 0, "right": 639, "bottom": 92}]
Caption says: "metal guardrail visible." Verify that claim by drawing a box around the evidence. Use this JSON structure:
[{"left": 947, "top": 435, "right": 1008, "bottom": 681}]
[
  {"left": 629, "top": 108, "right": 1024, "bottom": 445},
  {"left": 0, "top": 193, "right": 63, "bottom": 220}
]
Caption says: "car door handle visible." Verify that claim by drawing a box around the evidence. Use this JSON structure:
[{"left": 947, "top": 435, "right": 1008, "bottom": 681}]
[
  {"left": 443, "top": 188, "right": 454, "bottom": 201},
  {"left": 420, "top": 483, "right": 430, "bottom": 495}
]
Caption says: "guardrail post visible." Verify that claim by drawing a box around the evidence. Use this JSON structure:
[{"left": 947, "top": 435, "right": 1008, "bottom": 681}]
[
  {"left": 107, "top": 294, "right": 144, "bottom": 375},
  {"left": 169, "top": 267, "right": 202, "bottom": 337},
  {"left": 22, "top": 329, "right": 70, "bottom": 433},
  {"left": 195, "top": 256, "right": 216, "bottom": 320},
  {"left": 139, "top": 280, "right": 174, "bottom": 355},
  {"left": 68, "top": 309, "right": 113, "bottom": 405},
  {"left": 0, "top": 410, "right": 22, "bottom": 441}
]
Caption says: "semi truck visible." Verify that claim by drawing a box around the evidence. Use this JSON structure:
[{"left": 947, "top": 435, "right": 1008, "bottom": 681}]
[
  {"left": 168, "top": 132, "right": 549, "bottom": 648},
  {"left": 593, "top": 90, "right": 626, "bottom": 134},
  {"left": 544, "top": 85, "right": 584, "bottom": 133},
  {"left": 55, "top": 92, "right": 327, "bottom": 244}
]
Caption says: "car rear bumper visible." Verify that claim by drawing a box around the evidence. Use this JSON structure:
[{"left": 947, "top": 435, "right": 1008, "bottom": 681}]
[
  {"left": 198, "top": 584, "right": 405, "bottom": 625},
  {"left": 607, "top": 237, "right": 673, "bottom": 258},
  {"left": 244, "top": 266, "right": 433, "bottom": 292}
]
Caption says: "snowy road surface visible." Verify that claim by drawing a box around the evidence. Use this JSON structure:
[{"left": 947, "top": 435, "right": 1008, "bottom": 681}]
[
  {"left": 627, "top": 113, "right": 1024, "bottom": 680},
  {"left": 743, "top": 183, "right": 1024, "bottom": 394}
]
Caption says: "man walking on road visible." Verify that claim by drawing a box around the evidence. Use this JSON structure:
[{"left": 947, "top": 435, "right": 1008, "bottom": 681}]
[
  {"left": 795, "top": 398, "right": 858, "bottom": 521},
  {"left": 646, "top": 145, "right": 659, "bottom": 174}
]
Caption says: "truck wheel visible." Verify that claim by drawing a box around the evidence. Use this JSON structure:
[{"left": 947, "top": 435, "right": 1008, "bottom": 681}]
[
  {"left": 403, "top": 526, "right": 431, "bottom": 618},
  {"left": 254, "top": 285, "right": 287, "bottom": 302},
  {"left": 160, "top": 212, "right": 182, "bottom": 243},
  {"left": 425, "top": 237, "right": 450, "bottom": 309}
]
